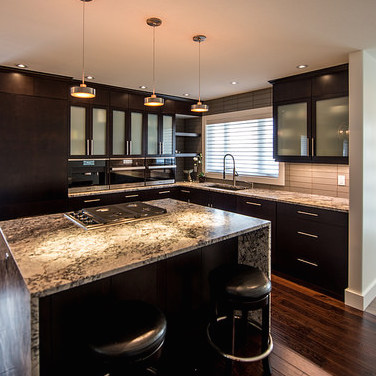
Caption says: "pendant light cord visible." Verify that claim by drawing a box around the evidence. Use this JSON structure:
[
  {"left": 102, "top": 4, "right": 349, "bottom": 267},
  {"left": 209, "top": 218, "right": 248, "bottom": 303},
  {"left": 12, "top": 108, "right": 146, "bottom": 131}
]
[
  {"left": 152, "top": 25, "right": 156, "bottom": 95},
  {"left": 82, "top": 0, "right": 86, "bottom": 85},
  {"left": 198, "top": 40, "right": 201, "bottom": 102}
]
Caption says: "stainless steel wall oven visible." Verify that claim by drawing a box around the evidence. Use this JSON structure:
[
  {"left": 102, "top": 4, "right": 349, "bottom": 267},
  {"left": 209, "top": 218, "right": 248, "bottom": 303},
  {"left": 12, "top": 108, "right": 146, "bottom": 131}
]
[
  {"left": 109, "top": 158, "right": 146, "bottom": 189},
  {"left": 68, "top": 159, "right": 109, "bottom": 193},
  {"left": 145, "top": 157, "right": 176, "bottom": 185}
]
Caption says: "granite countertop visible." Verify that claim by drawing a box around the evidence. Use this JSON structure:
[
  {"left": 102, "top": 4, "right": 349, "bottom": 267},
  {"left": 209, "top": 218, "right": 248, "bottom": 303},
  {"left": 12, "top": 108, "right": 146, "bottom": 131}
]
[
  {"left": 69, "top": 182, "right": 349, "bottom": 212},
  {"left": 0, "top": 199, "right": 268, "bottom": 298}
]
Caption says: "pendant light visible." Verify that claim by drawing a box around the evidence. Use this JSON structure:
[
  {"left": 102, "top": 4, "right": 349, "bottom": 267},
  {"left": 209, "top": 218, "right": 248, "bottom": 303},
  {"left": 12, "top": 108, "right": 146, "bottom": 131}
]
[
  {"left": 144, "top": 18, "right": 164, "bottom": 107},
  {"left": 191, "top": 35, "right": 209, "bottom": 113},
  {"left": 70, "top": 0, "right": 96, "bottom": 99}
]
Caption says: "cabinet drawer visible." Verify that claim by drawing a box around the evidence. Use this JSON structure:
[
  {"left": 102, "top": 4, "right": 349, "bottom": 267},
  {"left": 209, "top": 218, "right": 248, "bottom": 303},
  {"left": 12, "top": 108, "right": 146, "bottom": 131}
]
[
  {"left": 277, "top": 202, "right": 347, "bottom": 227},
  {"left": 236, "top": 196, "right": 276, "bottom": 220},
  {"left": 144, "top": 187, "right": 178, "bottom": 201},
  {"left": 68, "top": 195, "right": 105, "bottom": 211},
  {"left": 177, "top": 188, "right": 209, "bottom": 206}
]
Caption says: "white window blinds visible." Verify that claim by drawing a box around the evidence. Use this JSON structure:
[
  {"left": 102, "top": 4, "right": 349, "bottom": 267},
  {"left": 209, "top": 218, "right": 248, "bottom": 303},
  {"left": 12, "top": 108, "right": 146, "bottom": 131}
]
[{"left": 205, "top": 118, "right": 279, "bottom": 178}]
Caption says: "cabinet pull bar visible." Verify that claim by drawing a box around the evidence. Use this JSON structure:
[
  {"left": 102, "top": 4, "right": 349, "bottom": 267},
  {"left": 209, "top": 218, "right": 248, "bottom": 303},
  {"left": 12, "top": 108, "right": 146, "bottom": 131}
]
[
  {"left": 125, "top": 194, "right": 139, "bottom": 198},
  {"left": 181, "top": 190, "right": 191, "bottom": 193},
  {"left": 158, "top": 190, "right": 170, "bottom": 194},
  {"left": 126, "top": 140, "right": 129, "bottom": 155},
  {"left": 129, "top": 140, "right": 132, "bottom": 154},
  {"left": 297, "top": 231, "right": 318, "bottom": 239},
  {"left": 91, "top": 139, "right": 94, "bottom": 155},
  {"left": 297, "top": 210, "right": 318, "bottom": 217},
  {"left": 297, "top": 258, "right": 318, "bottom": 267},
  {"left": 83, "top": 198, "right": 101, "bottom": 203},
  {"left": 311, "top": 137, "right": 315, "bottom": 156},
  {"left": 246, "top": 201, "right": 261, "bottom": 206},
  {"left": 86, "top": 139, "right": 90, "bottom": 155}
]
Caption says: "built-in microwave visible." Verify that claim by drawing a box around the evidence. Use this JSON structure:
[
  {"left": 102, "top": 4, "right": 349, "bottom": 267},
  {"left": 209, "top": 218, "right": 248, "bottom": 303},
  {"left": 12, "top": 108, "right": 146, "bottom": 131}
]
[
  {"left": 109, "top": 158, "right": 146, "bottom": 189},
  {"left": 145, "top": 157, "right": 176, "bottom": 186},
  {"left": 68, "top": 159, "right": 109, "bottom": 193}
]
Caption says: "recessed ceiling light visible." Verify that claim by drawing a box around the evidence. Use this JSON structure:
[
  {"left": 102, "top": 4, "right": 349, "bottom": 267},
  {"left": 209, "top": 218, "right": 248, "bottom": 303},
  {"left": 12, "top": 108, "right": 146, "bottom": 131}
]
[
  {"left": 183, "top": 93, "right": 190, "bottom": 97},
  {"left": 231, "top": 81, "right": 238, "bottom": 85},
  {"left": 15, "top": 63, "right": 27, "bottom": 68},
  {"left": 139, "top": 85, "right": 147, "bottom": 89},
  {"left": 85, "top": 75, "right": 95, "bottom": 80},
  {"left": 297, "top": 64, "right": 308, "bottom": 69}
]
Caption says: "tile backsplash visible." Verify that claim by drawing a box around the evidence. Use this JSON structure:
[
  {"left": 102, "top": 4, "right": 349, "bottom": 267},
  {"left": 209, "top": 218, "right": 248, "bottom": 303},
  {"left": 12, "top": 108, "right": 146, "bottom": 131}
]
[{"left": 255, "top": 163, "right": 349, "bottom": 199}]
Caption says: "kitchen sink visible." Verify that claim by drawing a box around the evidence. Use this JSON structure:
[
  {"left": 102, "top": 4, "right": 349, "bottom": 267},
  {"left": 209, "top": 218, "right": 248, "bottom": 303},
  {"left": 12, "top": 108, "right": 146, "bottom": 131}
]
[{"left": 207, "top": 183, "right": 247, "bottom": 191}]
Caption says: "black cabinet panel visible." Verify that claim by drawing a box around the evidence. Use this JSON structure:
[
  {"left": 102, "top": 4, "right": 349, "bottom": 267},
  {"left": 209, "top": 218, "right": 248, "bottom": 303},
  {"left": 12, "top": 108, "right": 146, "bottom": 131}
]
[
  {"left": 110, "top": 90, "right": 129, "bottom": 108},
  {"left": 33, "top": 77, "right": 68, "bottom": 99},
  {"left": 0, "top": 71, "right": 34, "bottom": 95},
  {"left": 0, "top": 93, "right": 68, "bottom": 209},
  {"left": 272, "top": 77, "right": 311, "bottom": 102},
  {"left": 312, "top": 69, "right": 348, "bottom": 98}
]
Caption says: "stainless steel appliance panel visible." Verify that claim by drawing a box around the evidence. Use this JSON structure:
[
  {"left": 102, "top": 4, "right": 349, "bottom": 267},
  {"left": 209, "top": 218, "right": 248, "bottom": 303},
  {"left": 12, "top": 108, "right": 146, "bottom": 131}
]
[
  {"left": 145, "top": 157, "right": 176, "bottom": 186},
  {"left": 109, "top": 158, "right": 146, "bottom": 189},
  {"left": 68, "top": 159, "right": 109, "bottom": 193}
]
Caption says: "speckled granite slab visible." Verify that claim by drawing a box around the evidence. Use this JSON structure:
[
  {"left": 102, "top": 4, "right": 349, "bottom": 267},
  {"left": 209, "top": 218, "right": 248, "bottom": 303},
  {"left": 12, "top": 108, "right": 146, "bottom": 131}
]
[
  {"left": 69, "top": 182, "right": 349, "bottom": 212},
  {"left": 0, "top": 199, "right": 269, "bottom": 298}
]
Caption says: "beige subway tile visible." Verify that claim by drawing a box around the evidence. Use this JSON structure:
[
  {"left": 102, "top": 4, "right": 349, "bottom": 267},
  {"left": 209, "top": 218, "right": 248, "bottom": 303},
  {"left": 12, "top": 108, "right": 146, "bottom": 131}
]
[
  {"left": 337, "top": 165, "right": 350, "bottom": 173},
  {"left": 311, "top": 182, "right": 337, "bottom": 192},
  {"left": 338, "top": 185, "right": 349, "bottom": 193},
  {"left": 311, "top": 189, "right": 338, "bottom": 197},
  {"left": 289, "top": 173, "right": 312, "bottom": 182},
  {"left": 312, "top": 177, "right": 337, "bottom": 185},
  {"left": 289, "top": 181, "right": 313, "bottom": 189},
  {"left": 288, "top": 163, "right": 312, "bottom": 172},
  {"left": 289, "top": 169, "right": 312, "bottom": 178},
  {"left": 311, "top": 164, "right": 338, "bottom": 173},
  {"left": 337, "top": 191, "right": 350, "bottom": 199},
  {"left": 312, "top": 171, "right": 337, "bottom": 179},
  {"left": 289, "top": 187, "right": 312, "bottom": 194}
]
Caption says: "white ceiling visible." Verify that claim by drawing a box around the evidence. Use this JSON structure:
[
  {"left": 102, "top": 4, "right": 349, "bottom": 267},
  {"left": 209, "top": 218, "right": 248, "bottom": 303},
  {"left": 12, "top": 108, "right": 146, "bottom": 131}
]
[{"left": 1, "top": 0, "right": 376, "bottom": 100}]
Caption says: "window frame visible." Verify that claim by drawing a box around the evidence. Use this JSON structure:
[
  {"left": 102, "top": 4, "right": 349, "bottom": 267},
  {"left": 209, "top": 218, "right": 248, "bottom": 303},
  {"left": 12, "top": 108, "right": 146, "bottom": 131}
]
[{"left": 202, "top": 107, "right": 285, "bottom": 186}]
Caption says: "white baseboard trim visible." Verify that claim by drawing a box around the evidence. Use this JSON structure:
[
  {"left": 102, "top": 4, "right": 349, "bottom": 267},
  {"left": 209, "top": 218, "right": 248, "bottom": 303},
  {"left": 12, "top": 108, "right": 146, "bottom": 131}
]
[{"left": 345, "top": 279, "right": 376, "bottom": 311}]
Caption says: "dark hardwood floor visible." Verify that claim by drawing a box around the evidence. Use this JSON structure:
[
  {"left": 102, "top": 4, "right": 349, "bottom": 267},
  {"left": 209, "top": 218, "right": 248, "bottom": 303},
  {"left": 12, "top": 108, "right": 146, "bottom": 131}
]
[{"left": 159, "top": 275, "right": 376, "bottom": 376}]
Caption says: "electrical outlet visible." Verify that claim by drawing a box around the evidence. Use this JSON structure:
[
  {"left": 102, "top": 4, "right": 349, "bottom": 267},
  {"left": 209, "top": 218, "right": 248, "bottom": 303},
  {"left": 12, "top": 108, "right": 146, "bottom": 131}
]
[{"left": 338, "top": 175, "right": 346, "bottom": 186}]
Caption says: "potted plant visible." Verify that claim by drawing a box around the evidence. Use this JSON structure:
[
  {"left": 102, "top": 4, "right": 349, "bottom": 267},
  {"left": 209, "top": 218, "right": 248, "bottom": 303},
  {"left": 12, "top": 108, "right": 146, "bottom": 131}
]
[{"left": 198, "top": 172, "right": 206, "bottom": 183}]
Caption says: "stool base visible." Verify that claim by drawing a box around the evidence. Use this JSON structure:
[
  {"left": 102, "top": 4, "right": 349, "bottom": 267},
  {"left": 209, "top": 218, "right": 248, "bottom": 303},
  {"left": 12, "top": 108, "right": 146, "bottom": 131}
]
[{"left": 207, "top": 316, "right": 273, "bottom": 362}]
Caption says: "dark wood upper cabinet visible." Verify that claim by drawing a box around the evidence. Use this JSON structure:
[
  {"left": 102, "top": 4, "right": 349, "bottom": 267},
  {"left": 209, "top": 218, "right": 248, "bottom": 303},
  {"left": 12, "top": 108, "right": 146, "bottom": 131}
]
[
  {"left": 270, "top": 64, "right": 349, "bottom": 164},
  {"left": 0, "top": 71, "right": 34, "bottom": 95},
  {"left": 33, "top": 77, "right": 68, "bottom": 99},
  {"left": 110, "top": 90, "right": 129, "bottom": 109}
]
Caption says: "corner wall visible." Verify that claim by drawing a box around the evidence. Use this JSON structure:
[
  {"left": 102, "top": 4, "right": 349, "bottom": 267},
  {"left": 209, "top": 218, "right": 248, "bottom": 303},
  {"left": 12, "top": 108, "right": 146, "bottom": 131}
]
[{"left": 346, "top": 50, "right": 376, "bottom": 310}]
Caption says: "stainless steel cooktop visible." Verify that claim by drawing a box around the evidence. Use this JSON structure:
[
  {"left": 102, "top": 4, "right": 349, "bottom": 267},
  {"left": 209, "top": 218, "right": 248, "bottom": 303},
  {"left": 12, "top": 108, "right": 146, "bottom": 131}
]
[{"left": 65, "top": 202, "right": 167, "bottom": 230}]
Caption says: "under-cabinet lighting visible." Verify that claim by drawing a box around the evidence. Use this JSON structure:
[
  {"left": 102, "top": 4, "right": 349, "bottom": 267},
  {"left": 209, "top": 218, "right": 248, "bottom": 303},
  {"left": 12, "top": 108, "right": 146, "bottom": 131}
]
[{"left": 297, "top": 64, "right": 308, "bottom": 69}]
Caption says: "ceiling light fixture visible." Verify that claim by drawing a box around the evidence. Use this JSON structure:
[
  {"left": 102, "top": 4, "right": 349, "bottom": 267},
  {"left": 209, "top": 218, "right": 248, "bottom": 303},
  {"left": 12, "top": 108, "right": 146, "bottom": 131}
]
[
  {"left": 70, "top": 0, "right": 96, "bottom": 99},
  {"left": 231, "top": 81, "right": 238, "bottom": 85},
  {"left": 144, "top": 17, "right": 164, "bottom": 107},
  {"left": 139, "top": 85, "right": 147, "bottom": 89},
  {"left": 297, "top": 64, "right": 308, "bottom": 69},
  {"left": 85, "top": 75, "right": 94, "bottom": 80},
  {"left": 15, "top": 63, "right": 27, "bottom": 68},
  {"left": 191, "top": 35, "right": 209, "bottom": 113},
  {"left": 184, "top": 93, "right": 190, "bottom": 97}
]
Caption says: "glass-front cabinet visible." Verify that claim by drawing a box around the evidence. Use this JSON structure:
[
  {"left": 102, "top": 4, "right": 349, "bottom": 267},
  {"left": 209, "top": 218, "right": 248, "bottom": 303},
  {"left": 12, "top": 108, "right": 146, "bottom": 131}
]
[
  {"left": 70, "top": 105, "right": 108, "bottom": 158},
  {"left": 111, "top": 110, "right": 143, "bottom": 156},
  {"left": 147, "top": 114, "right": 174, "bottom": 156},
  {"left": 271, "top": 64, "right": 349, "bottom": 164}
]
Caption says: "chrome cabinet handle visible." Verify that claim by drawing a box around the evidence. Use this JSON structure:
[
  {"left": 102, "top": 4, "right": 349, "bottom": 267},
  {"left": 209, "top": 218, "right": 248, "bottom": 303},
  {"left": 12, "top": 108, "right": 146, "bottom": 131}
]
[
  {"left": 297, "top": 258, "right": 318, "bottom": 267},
  {"left": 246, "top": 201, "right": 261, "bottom": 207},
  {"left": 161, "top": 142, "right": 164, "bottom": 154},
  {"left": 129, "top": 140, "right": 132, "bottom": 155},
  {"left": 91, "top": 139, "right": 94, "bottom": 155},
  {"left": 311, "top": 137, "right": 315, "bottom": 156},
  {"left": 297, "top": 231, "right": 319, "bottom": 239},
  {"left": 148, "top": 165, "right": 177, "bottom": 170},
  {"left": 86, "top": 139, "right": 90, "bottom": 155},
  {"left": 297, "top": 210, "right": 318, "bottom": 217},
  {"left": 83, "top": 198, "right": 101, "bottom": 203},
  {"left": 125, "top": 194, "right": 139, "bottom": 198},
  {"left": 180, "top": 190, "right": 191, "bottom": 193},
  {"left": 111, "top": 167, "right": 146, "bottom": 171},
  {"left": 126, "top": 140, "right": 129, "bottom": 155},
  {"left": 158, "top": 190, "right": 170, "bottom": 194}
]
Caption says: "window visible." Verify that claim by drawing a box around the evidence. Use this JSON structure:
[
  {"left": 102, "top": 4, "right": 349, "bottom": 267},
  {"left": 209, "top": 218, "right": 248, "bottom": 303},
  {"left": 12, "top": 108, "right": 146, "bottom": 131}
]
[{"left": 203, "top": 107, "right": 284, "bottom": 185}]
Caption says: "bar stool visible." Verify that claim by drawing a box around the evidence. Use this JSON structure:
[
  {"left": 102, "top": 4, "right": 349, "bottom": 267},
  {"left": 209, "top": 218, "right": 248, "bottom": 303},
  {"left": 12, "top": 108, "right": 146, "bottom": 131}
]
[
  {"left": 207, "top": 264, "right": 273, "bottom": 375},
  {"left": 88, "top": 300, "right": 167, "bottom": 376}
]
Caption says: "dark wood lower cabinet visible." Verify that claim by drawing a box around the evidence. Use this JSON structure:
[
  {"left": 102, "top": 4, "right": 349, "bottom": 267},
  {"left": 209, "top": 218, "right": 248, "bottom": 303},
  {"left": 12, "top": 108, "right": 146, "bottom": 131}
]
[
  {"left": 274, "top": 202, "right": 348, "bottom": 299},
  {"left": 39, "top": 238, "right": 238, "bottom": 376}
]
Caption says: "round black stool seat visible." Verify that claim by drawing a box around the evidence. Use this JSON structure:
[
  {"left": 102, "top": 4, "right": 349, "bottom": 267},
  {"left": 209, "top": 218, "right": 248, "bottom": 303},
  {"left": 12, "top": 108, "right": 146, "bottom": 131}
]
[
  {"left": 89, "top": 300, "right": 166, "bottom": 372},
  {"left": 210, "top": 264, "right": 272, "bottom": 301}
]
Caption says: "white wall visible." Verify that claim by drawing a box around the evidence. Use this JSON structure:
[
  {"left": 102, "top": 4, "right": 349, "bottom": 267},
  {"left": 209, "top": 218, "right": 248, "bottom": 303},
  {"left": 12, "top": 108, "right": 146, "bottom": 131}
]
[{"left": 346, "top": 50, "right": 376, "bottom": 310}]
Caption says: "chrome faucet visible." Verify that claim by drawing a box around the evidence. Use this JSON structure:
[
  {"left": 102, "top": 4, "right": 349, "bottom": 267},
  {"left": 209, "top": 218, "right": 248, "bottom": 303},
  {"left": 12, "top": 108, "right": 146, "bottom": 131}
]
[{"left": 223, "top": 154, "right": 237, "bottom": 186}]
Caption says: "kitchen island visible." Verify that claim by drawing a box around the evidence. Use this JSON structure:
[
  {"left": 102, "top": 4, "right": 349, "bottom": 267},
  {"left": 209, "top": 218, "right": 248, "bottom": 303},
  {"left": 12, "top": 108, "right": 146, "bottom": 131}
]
[{"left": 0, "top": 199, "right": 270, "bottom": 376}]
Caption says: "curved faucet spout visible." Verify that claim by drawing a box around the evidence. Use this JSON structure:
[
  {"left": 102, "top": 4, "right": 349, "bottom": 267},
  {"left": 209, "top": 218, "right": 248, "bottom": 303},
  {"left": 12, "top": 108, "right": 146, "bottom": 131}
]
[{"left": 223, "top": 154, "right": 237, "bottom": 186}]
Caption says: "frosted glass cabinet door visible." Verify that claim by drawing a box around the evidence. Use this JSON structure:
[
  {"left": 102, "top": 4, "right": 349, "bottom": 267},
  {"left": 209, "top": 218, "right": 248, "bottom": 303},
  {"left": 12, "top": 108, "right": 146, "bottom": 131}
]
[
  {"left": 112, "top": 110, "right": 126, "bottom": 155},
  {"left": 315, "top": 97, "right": 349, "bottom": 157},
  {"left": 162, "top": 115, "right": 173, "bottom": 155},
  {"left": 277, "top": 102, "right": 308, "bottom": 156},
  {"left": 147, "top": 114, "right": 158, "bottom": 155},
  {"left": 92, "top": 108, "right": 107, "bottom": 155},
  {"left": 130, "top": 112, "right": 143, "bottom": 155},
  {"left": 70, "top": 106, "right": 86, "bottom": 155}
]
